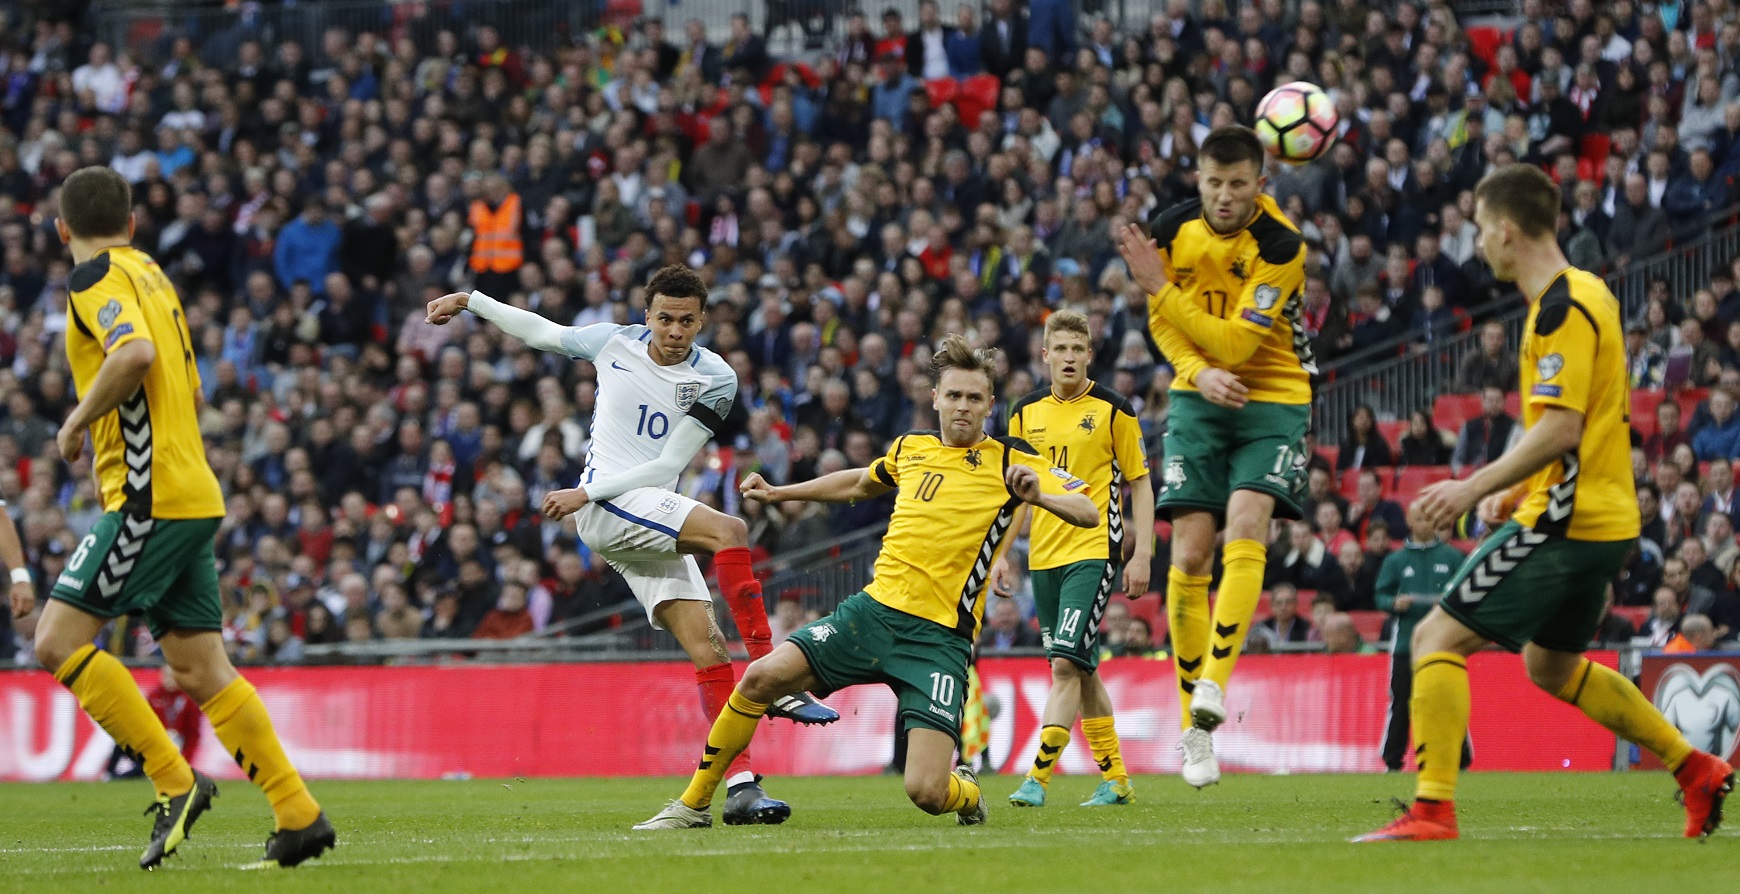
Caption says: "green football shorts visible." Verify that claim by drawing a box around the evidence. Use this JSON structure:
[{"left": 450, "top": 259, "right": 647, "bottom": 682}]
[
  {"left": 1438, "top": 521, "right": 1633, "bottom": 653},
  {"left": 1031, "top": 559, "right": 1116, "bottom": 672},
  {"left": 787, "top": 591, "right": 972, "bottom": 746},
  {"left": 1156, "top": 391, "right": 1310, "bottom": 521},
  {"left": 50, "top": 512, "right": 223, "bottom": 639}
]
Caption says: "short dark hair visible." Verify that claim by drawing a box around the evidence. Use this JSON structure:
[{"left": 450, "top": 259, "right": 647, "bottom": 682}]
[
  {"left": 1474, "top": 163, "right": 1560, "bottom": 238},
  {"left": 1200, "top": 126, "right": 1265, "bottom": 170},
  {"left": 645, "top": 264, "right": 708, "bottom": 305},
  {"left": 58, "top": 166, "right": 132, "bottom": 239}
]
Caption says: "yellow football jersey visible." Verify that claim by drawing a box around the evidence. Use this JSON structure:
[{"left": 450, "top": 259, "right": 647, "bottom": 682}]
[
  {"left": 1008, "top": 382, "right": 1149, "bottom": 570},
  {"left": 1146, "top": 194, "right": 1315, "bottom": 404},
  {"left": 866, "top": 432, "right": 1089, "bottom": 638},
  {"left": 65, "top": 247, "right": 225, "bottom": 519},
  {"left": 1510, "top": 268, "right": 1639, "bottom": 541}
]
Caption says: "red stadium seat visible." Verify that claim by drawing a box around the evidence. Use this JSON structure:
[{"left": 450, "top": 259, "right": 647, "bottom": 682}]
[
  {"left": 955, "top": 73, "right": 1001, "bottom": 124},
  {"left": 1118, "top": 593, "right": 1164, "bottom": 636},
  {"left": 1632, "top": 388, "right": 1667, "bottom": 437},
  {"left": 1348, "top": 610, "right": 1389, "bottom": 643},
  {"left": 604, "top": 0, "right": 642, "bottom": 27},
  {"left": 1377, "top": 420, "right": 1406, "bottom": 452},
  {"left": 1504, "top": 391, "right": 1521, "bottom": 416},
  {"left": 1394, "top": 465, "right": 1453, "bottom": 503},
  {"left": 1295, "top": 589, "right": 1320, "bottom": 615},
  {"left": 925, "top": 77, "right": 959, "bottom": 109},
  {"left": 1676, "top": 388, "right": 1710, "bottom": 420},
  {"left": 1611, "top": 605, "right": 1652, "bottom": 630},
  {"left": 1581, "top": 133, "right": 1612, "bottom": 169},
  {"left": 1433, "top": 393, "right": 1483, "bottom": 434},
  {"left": 1338, "top": 469, "right": 1363, "bottom": 500},
  {"left": 1467, "top": 25, "right": 1506, "bottom": 69}
]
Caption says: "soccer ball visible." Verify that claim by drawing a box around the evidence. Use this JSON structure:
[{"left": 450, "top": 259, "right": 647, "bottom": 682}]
[{"left": 1254, "top": 82, "right": 1338, "bottom": 165}]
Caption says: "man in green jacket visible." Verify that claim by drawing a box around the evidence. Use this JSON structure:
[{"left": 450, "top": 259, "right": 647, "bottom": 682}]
[{"left": 1376, "top": 503, "right": 1474, "bottom": 772}]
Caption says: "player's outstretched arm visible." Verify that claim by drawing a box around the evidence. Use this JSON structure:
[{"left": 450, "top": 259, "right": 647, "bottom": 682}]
[
  {"left": 742, "top": 468, "right": 893, "bottom": 505},
  {"left": 1416, "top": 406, "right": 1584, "bottom": 529},
  {"left": 427, "top": 289, "right": 573, "bottom": 355},
  {"left": 1006, "top": 465, "right": 1098, "bottom": 528}
]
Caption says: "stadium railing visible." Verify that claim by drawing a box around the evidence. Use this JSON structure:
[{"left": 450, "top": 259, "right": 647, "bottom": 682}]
[{"left": 1314, "top": 211, "right": 1740, "bottom": 445}]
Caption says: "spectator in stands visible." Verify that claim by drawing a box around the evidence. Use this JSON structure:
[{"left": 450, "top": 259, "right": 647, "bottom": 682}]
[
  {"left": 1645, "top": 586, "right": 1685, "bottom": 647},
  {"left": 1302, "top": 465, "right": 1348, "bottom": 524},
  {"left": 1705, "top": 460, "right": 1737, "bottom": 517},
  {"left": 1592, "top": 585, "right": 1640, "bottom": 647},
  {"left": 1314, "top": 502, "right": 1357, "bottom": 557},
  {"left": 1666, "top": 148, "right": 1735, "bottom": 234},
  {"left": 1330, "top": 233, "right": 1384, "bottom": 307},
  {"left": 1704, "top": 512, "right": 1738, "bottom": 575},
  {"left": 1646, "top": 401, "right": 1691, "bottom": 463},
  {"left": 1320, "top": 613, "right": 1374, "bottom": 654},
  {"left": 1336, "top": 540, "right": 1379, "bottom": 612},
  {"left": 472, "top": 583, "right": 534, "bottom": 640},
  {"left": 1257, "top": 582, "right": 1312, "bottom": 645},
  {"left": 1628, "top": 319, "right": 1669, "bottom": 389},
  {"left": 1397, "top": 409, "right": 1453, "bottom": 467},
  {"left": 273, "top": 199, "right": 341, "bottom": 296},
  {"left": 1608, "top": 173, "right": 1671, "bottom": 267},
  {"left": 979, "top": 597, "right": 1040, "bottom": 652},
  {"left": 1663, "top": 613, "right": 1719, "bottom": 652},
  {"left": 1452, "top": 386, "right": 1522, "bottom": 476},
  {"left": 1699, "top": 556, "right": 1740, "bottom": 639},
  {"left": 1453, "top": 322, "right": 1519, "bottom": 394},
  {"left": 1347, "top": 469, "right": 1406, "bottom": 555},
  {"left": 1269, "top": 521, "right": 1353, "bottom": 607},
  {"left": 1336, "top": 405, "right": 1394, "bottom": 472},
  {"left": 1693, "top": 388, "right": 1740, "bottom": 460}
]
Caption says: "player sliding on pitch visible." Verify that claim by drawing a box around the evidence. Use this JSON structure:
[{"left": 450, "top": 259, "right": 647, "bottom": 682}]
[
  {"left": 1353, "top": 164, "right": 1733, "bottom": 842},
  {"left": 635, "top": 336, "right": 1099, "bottom": 830},
  {"left": 427, "top": 265, "right": 835, "bottom": 826}
]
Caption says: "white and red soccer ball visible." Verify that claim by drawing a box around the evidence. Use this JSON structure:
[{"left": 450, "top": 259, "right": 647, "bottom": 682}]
[{"left": 1254, "top": 81, "right": 1339, "bottom": 165}]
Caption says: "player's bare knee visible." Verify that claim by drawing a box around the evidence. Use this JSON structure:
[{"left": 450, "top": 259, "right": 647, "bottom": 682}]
[
  {"left": 737, "top": 659, "right": 787, "bottom": 702},
  {"left": 32, "top": 636, "right": 71, "bottom": 673},
  {"left": 905, "top": 776, "right": 950, "bottom": 814},
  {"left": 1050, "top": 657, "right": 1085, "bottom": 682}
]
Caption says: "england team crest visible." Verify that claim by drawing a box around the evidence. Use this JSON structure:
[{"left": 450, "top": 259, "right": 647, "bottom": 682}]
[{"left": 675, "top": 382, "right": 701, "bottom": 412}]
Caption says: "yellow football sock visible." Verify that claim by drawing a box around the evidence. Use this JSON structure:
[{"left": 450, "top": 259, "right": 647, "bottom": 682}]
[
  {"left": 1081, "top": 716, "right": 1128, "bottom": 784},
  {"left": 1555, "top": 657, "right": 1694, "bottom": 771},
  {"left": 1203, "top": 539, "right": 1265, "bottom": 690},
  {"left": 56, "top": 645, "right": 193, "bottom": 800},
  {"left": 680, "top": 690, "right": 767, "bottom": 809},
  {"left": 942, "top": 770, "right": 982, "bottom": 816},
  {"left": 1411, "top": 652, "right": 1470, "bottom": 802},
  {"left": 1167, "top": 567, "right": 1211, "bottom": 729},
  {"left": 202, "top": 677, "right": 321, "bottom": 831},
  {"left": 1027, "top": 724, "right": 1071, "bottom": 787}
]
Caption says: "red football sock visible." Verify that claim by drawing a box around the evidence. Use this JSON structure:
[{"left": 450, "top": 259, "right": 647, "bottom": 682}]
[
  {"left": 696, "top": 663, "right": 752, "bottom": 779},
  {"left": 715, "top": 547, "right": 772, "bottom": 660}
]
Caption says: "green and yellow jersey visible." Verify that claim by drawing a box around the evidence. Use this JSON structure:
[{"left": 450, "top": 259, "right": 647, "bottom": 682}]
[
  {"left": 65, "top": 247, "right": 225, "bottom": 519},
  {"left": 1146, "top": 194, "right": 1315, "bottom": 405},
  {"left": 1007, "top": 382, "right": 1148, "bottom": 570},
  {"left": 1511, "top": 268, "right": 1639, "bottom": 542},
  {"left": 866, "top": 432, "right": 1089, "bottom": 639}
]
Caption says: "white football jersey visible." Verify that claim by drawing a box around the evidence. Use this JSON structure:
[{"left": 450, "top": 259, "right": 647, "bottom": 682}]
[{"left": 558, "top": 323, "right": 736, "bottom": 490}]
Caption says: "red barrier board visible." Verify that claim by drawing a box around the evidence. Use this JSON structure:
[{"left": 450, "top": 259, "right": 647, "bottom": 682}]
[
  {"left": 1635, "top": 654, "right": 1740, "bottom": 769},
  {"left": 0, "top": 652, "right": 1619, "bottom": 782}
]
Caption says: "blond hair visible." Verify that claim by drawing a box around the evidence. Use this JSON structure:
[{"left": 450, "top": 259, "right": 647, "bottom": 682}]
[
  {"left": 931, "top": 334, "right": 999, "bottom": 384},
  {"left": 1044, "top": 309, "right": 1092, "bottom": 343}
]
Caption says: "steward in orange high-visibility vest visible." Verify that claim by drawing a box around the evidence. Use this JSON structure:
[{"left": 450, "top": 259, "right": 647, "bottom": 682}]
[{"left": 468, "top": 173, "right": 523, "bottom": 275}]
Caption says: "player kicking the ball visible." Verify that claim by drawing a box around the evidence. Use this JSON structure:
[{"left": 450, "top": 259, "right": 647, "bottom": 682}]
[
  {"left": 426, "top": 265, "right": 836, "bottom": 827},
  {"left": 1354, "top": 165, "right": 1733, "bottom": 842},
  {"left": 1000, "top": 310, "right": 1152, "bottom": 808},
  {"left": 635, "top": 336, "right": 1099, "bottom": 830}
]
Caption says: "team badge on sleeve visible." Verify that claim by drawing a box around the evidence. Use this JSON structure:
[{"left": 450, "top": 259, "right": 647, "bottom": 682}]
[
  {"left": 1049, "top": 467, "right": 1087, "bottom": 491},
  {"left": 97, "top": 300, "right": 121, "bottom": 329},
  {"left": 1254, "top": 284, "right": 1282, "bottom": 310},
  {"left": 675, "top": 382, "right": 701, "bottom": 412},
  {"left": 1536, "top": 354, "right": 1564, "bottom": 380}
]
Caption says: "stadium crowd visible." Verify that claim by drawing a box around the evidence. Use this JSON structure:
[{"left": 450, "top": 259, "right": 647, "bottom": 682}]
[{"left": 1, "top": 0, "right": 1739, "bottom": 665}]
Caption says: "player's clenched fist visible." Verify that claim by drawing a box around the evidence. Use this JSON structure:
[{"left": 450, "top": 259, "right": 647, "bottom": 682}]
[
  {"left": 740, "top": 473, "right": 778, "bottom": 503},
  {"left": 1005, "top": 464, "right": 1040, "bottom": 503},
  {"left": 425, "top": 291, "right": 470, "bottom": 325}
]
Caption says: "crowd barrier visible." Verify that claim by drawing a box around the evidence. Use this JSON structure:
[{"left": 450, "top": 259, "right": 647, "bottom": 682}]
[{"left": 0, "top": 652, "right": 1631, "bottom": 782}]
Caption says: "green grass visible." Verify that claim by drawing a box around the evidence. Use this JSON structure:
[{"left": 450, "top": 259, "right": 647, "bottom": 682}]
[{"left": 0, "top": 773, "right": 1730, "bottom": 893}]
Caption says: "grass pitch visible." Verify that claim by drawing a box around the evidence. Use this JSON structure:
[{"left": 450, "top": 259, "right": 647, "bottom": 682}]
[{"left": 0, "top": 772, "right": 1729, "bottom": 893}]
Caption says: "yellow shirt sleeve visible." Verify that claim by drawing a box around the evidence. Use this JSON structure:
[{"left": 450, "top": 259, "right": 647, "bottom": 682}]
[
  {"left": 1111, "top": 404, "right": 1149, "bottom": 480},
  {"left": 1147, "top": 289, "right": 1212, "bottom": 386},
  {"left": 870, "top": 435, "right": 906, "bottom": 488},
  {"left": 1526, "top": 301, "right": 1597, "bottom": 415},
  {"left": 1157, "top": 253, "right": 1304, "bottom": 367},
  {"left": 69, "top": 270, "right": 152, "bottom": 355},
  {"left": 1012, "top": 447, "right": 1090, "bottom": 497}
]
